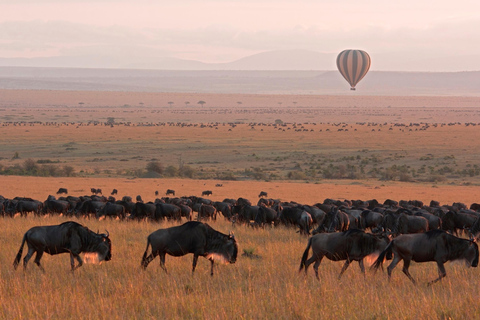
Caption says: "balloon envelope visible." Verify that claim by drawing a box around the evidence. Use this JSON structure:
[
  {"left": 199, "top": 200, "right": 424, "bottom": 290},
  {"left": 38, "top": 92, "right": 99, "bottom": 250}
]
[{"left": 336, "top": 50, "right": 371, "bottom": 90}]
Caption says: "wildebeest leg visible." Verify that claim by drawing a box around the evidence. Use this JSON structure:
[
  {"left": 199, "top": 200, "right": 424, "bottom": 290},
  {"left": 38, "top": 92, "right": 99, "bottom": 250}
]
[
  {"left": 313, "top": 258, "right": 323, "bottom": 280},
  {"left": 303, "top": 255, "right": 319, "bottom": 275},
  {"left": 401, "top": 259, "right": 416, "bottom": 285},
  {"left": 427, "top": 262, "right": 447, "bottom": 286},
  {"left": 159, "top": 253, "right": 168, "bottom": 274},
  {"left": 34, "top": 250, "right": 45, "bottom": 273},
  {"left": 387, "top": 256, "right": 402, "bottom": 281},
  {"left": 338, "top": 259, "right": 351, "bottom": 279},
  {"left": 70, "top": 253, "right": 83, "bottom": 271},
  {"left": 141, "top": 253, "right": 156, "bottom": 269},
  {"left": 358, "top": 259, "right": 366, "bottom": 278},
  {"left": 192, "top": 254, "right": 199, "bottom": 274},
  {"left": 210, "top": 258, "right": 214, "bottom": 276},
  {"left": 23, "top": 247, "right": 36, "bottom": 269}
]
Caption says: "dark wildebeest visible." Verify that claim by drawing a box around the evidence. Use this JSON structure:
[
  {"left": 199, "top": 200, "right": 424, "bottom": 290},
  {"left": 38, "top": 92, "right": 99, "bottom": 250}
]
[
  {"left": 197, "top": 204, "right": 217, "bottom": 221},
  {"left": 442, "top": 210, "right": 478, "bottom": 235},
  {"left": 372, "top": 230, "right": 479, "bottom": 285},
  {"left": 360, "top": 209, "right": 384, "bottom": 231},
  {"left": 253, "top": 205, "right": 279, "bottom": 228},
  {"left": 323, "top": 207, "right": 350, "bottom": 232},
  {"left": 15, "top": 199, "right": 43, "bottom": 217},
  {"left": 213, "top": 201, "right": 233, "bottom": 220},
  {"left": 56, "top": 188, "right": 68, "bottom": 195},
  {"left": 166, "top": 189, "right": 175, "bottom": 196},
  {"left": 141, "top": 221, "right": 237, "bottom": 276},
  {"left": 43, "top": 198, "right": 70, "bottom": 215},
  {"left": 13, "top": 221, "right": 112, "bottom": 272},
  {"left": 111, "top": 189, "right": 118, "bottom": 195},
  {"left": 258, "top": 191, "right": 268, "bottom": 198},
  {"left": 202, "top": 190, "right": 213, "bottom": 197},
  {"left": 393, "top": 212, "right": 429, "bottom": 235},
  {"left": 232, "top": 205, "right": 259, "bottom": 225},
  {"left": 154, "top": 203, "right": 182, "bottom": 221},
  {"left": 279, "top": 206, "right": 312, "bottom": 234},
  {"left": 96, "top": 202, "right": 126, "bottom": 220},
  {"left": 91, "top": 188, "right": 102, "bottom": 195},
  {"left": 299, "top": 229, "right": 390, "bottom": 280},
  {"left": 129, "top": 202, "right": 156, "bottom": 220}
]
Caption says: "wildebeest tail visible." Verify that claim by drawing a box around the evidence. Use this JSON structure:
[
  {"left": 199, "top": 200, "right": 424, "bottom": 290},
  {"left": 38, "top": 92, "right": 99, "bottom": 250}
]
[
  {"left": 371, "top": 240, "right": 393, "bottom": 272},
  {"left": 299, "top": 237, "right": 313, "bottom": 272},
  {"left": 13, "top": 233, "right": 27, "bottom": 270},
  {"left": 141, "top": 238, "right": 151, "bottom": 269}
]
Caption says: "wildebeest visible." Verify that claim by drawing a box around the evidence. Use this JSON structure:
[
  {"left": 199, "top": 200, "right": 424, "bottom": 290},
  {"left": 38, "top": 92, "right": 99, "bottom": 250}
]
[
  {"left": 197, "top": 204, "right": 217, "bottom": 221},
  {"left": 56, "top": 188, "right": 68, "bottom": 195},
  {"left": 258, "top": 191, "right": 268, "bottom": 198},
  {"left": 372, "top": 230, "right": 478, "bottom": 285},
  {"left": 43, "top": 198, "right": 71, "bottom": 215},
  {"left": 299, "top": 229, "right": 389, "bottom": 280},
  {"left": 14, "top": 199, "right": 43, "bottom": 217},
  {"left": 166, "top": 189, "right": 175, "bottom": 196},
  {"left": 91, "top": 188, "right": 102, "bottom": 195},
  {"left": 279, "top": 206, "right": 312, "bottom": 234},
  {"left": 111, "top": 189, "right": 118, "bottom": 195},
  {"left": 13, "top": 221, "right": 112, "bottom": 272},
  {"left": 202, "top": 190, "right": 213, "bottom": 196},
  {"left": 141, "top": 221, "right": 237, "bottom": 276},
  {"left": 323, "top": 207, "right": 350, "bottom": 232},
  {"left": 96, "top": 202, "right": 126, "bottom": 220}
]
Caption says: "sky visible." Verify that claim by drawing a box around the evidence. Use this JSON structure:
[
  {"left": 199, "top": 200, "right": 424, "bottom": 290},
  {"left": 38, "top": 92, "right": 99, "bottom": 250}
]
[{"left": 0, "top": 0, "right": 479, "bottom": 71}]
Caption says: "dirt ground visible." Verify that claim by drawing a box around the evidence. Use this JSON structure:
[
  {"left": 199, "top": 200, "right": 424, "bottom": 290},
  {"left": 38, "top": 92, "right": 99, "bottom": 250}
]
[
  {"left": 1, "top": 89, "right": 480, "bottom": 206},
  {"left": 1, "top": 175, "right": 478, "bottom": 208},
  {"left": 2, "top": 89, "right": 480, "bottom": 123}
]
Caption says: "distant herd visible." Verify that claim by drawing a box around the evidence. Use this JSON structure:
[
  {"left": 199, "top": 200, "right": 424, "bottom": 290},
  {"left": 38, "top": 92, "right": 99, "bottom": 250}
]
[{"left": 3, "top": 188, "right": 480, "bottom": 285}]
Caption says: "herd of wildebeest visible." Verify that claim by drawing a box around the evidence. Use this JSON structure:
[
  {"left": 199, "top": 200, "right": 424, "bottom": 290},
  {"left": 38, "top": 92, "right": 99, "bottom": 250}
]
[{"left": 2, "top": 187, "right": 480, "bottom": 285}]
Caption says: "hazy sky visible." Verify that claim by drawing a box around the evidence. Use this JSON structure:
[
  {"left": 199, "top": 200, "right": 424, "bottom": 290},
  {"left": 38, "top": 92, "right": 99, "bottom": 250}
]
[{"left": 1, "top": 0, "right": 479, "bottom": 71}]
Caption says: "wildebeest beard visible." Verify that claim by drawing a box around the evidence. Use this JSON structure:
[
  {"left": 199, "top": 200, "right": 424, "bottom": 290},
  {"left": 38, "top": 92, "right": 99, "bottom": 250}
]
[
  {"left": 204, "top": 229, "right": 238, "bottom": 264},
  {"left": 79, "top": 228, "right": 112, "bottom": 262}
]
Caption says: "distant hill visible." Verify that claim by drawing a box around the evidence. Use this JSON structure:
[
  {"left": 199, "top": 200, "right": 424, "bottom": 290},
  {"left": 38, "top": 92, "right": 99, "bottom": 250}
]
[
  {"left": 0, "top": 50, "right": 336, "bottom": 71},
  {"left": 1, "top": 50, "right": 479, "bottom": 72},
  {"left": 0, "top": 66, "right": 478, "bottom": 96}
]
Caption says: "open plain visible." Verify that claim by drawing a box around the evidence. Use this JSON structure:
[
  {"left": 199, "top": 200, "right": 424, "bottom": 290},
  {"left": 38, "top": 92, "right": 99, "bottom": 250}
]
[{"left": 1, "top": 89, "right": 480, "bottom": 319}]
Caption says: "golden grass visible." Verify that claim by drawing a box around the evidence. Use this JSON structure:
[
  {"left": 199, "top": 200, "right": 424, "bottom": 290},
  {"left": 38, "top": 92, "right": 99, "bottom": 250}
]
[{"left": 1, "top": 215, "right": 479, "bottom": 319}]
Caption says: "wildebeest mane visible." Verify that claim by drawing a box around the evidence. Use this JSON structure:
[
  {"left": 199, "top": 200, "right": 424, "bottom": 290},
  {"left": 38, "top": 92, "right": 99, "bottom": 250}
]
[
  {"left": 62, "top": 221, "right": 109, "bottom": 253},
  {"left": 344, "top": 229, "right": 383, "bottom": 256},
  {"left": 204, "top": 223, "right": 231, "bottom": 249},
  {"left": 425, "top": 229, "right": 477, "bottom": 262}
]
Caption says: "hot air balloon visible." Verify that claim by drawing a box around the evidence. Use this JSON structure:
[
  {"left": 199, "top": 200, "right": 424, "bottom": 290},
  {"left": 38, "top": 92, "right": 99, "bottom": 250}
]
[{"left": 336, "top": 49, "right": 371, "bottom": 90}]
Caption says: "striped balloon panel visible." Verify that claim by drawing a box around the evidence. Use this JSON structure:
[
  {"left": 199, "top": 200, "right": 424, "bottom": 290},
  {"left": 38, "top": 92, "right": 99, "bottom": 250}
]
[{"left": 336, "top": 50, "right": 371, "bottom": 89}]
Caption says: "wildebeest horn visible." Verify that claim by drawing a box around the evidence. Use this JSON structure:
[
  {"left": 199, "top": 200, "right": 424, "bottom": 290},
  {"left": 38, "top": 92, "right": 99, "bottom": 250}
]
[
  {"left": 229, "top": 231, "right": 234, "bottom": 238},
  {"left": 103, "top": 230, "right": 109, "bottom": 238}
]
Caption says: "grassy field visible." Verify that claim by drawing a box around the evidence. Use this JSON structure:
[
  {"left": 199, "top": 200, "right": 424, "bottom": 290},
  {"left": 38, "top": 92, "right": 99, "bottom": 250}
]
[
  {"left": 1, "top": 89, "right": 480, "bottom": 319},
  {"left": 1, "top": 215, "right": 479, "bottom": 319}
]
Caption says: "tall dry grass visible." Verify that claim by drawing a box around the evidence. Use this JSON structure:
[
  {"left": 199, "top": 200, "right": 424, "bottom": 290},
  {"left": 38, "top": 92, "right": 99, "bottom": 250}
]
[{"left": 1, "top": 215, "right": 479, "bottom": 319}]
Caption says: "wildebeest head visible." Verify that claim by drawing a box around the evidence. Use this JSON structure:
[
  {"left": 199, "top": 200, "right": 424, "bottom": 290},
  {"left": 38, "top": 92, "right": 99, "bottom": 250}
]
[
  {"left": 88, "top": 230, "right": 112, "bottom": 263},
  {"left": 465, "top": 240, "right": 479, "bottom": 267},
  {"left": 207, "top": 232, "right": 238, "bottom": 264}
]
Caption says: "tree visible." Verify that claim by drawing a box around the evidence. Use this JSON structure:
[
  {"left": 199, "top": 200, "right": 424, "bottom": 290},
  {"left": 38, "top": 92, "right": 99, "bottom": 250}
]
[
  {"left": 237, "top": 101, "right": 242, "bottom": 106},
  {"left": 63, "top": 165, "right": 75, "bottom": 177},
  {"left": 185, "top": 101, "right": 190, "bottom": 107},
  {"left": 197, "top": 100, "right": 206, "bottom": 107},
  {"left": 168, "top": 101, "right": 174, "bottom": 108},
  {"left": 23, "top": 158, "right": 38, "bottom": 174},
  {"left": 146, "top": 161, "right": 164, "bottom": 174},
  {"left": 106, "top": 117, "right": 115, "bottom": 126}
]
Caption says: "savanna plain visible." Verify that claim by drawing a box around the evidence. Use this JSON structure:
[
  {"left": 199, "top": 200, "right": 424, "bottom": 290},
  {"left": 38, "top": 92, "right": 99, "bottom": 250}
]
[{"left": 1, "top": 89, "right": 480, "bottom": 319}]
